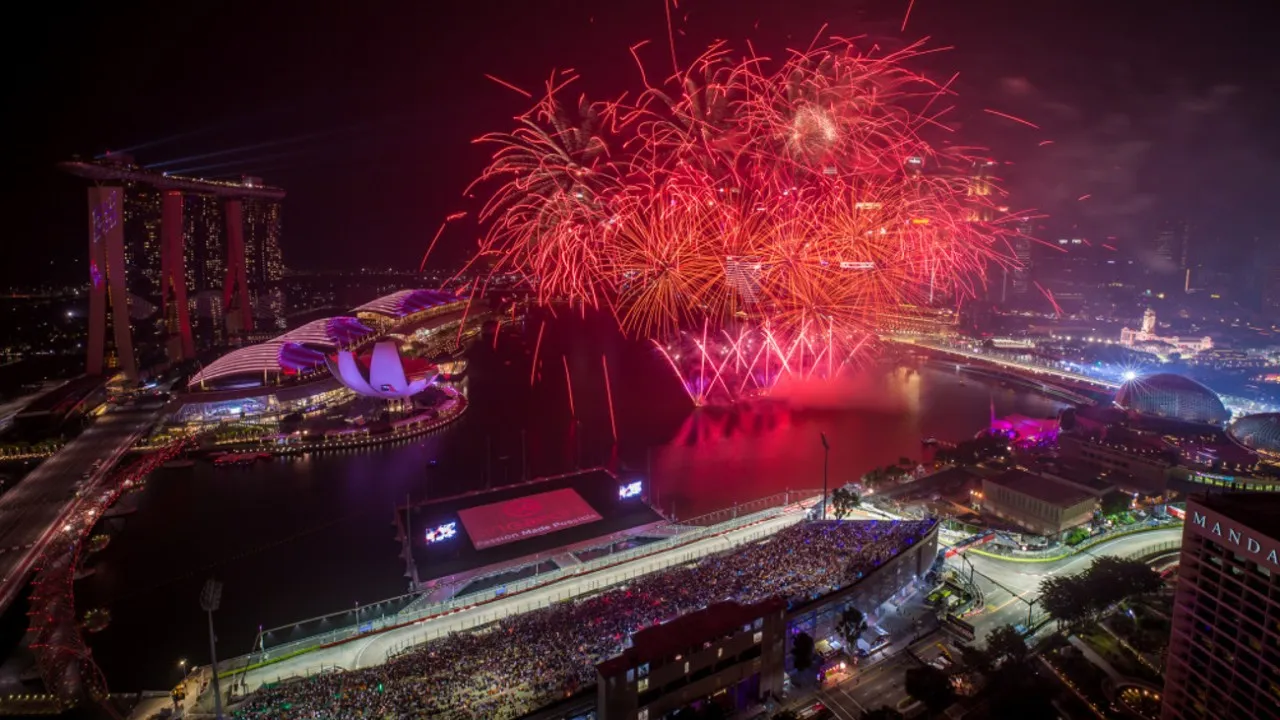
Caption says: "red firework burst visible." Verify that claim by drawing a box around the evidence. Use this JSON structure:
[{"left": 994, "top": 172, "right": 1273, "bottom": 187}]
[{"left": 465, "top": 33, "right": 1020, "bottom": 404}]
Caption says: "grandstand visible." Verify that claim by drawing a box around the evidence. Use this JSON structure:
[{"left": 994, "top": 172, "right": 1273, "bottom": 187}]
[{"left": 232, "top": 517, "right": 937, "bottom": 720}]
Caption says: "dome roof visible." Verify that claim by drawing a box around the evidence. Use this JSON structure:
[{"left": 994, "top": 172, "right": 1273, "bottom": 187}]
[
  {"left": 1114, "top": 373, "right": 1229, "bottom": 426},
  {"left": 1229, "top": 413, "right": 1280, "bottom": 461}
]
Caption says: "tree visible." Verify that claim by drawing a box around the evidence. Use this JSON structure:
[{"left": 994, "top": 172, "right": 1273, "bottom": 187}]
[
  {"left": 861, "top": 708, "right": 905, "bottom": 720},
  {"left": 986, "top": 660, "right": 1057, "bottom": 720},
  {"left": 1041, "top": 557, "right": 1162, "bottom": 628},
  {"left": 792, "top": 632, "right": 815, "bottom": 671},
  {"left": 832, "top": 488, "right": 860, "bottom": 519},
  {"left": 985, "top": 624, "right": 1028, "bottom": 666},
  {"left": 1038, "top": 574, "right": 1094, "bottom": 627},
  {"left": 899, "top": 456, "right": 913, "bottom": 467},
  {"left": 958, "top": 642, "right": 994, "bottom": 675},
  {"left": 836, "top": 606, "right": 867, "bottom": 647},
  {"left": 1100, "top": 490, "right": 1132, "bottom": 516},
  {"left": 904, "top": 666, "right": 955, "bottom": 715},
  {"left": 1086, "top": 556, "right": 1162, "bottom": 605}
]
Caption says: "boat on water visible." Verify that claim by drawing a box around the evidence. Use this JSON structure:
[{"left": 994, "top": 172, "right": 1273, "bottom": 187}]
[{"left": 212, "top": 451, "right": 272, "bottom": 467}]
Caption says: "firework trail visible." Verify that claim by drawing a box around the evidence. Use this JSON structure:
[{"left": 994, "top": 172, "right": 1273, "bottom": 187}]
[{"left": 463, "top": 32, "right": 1020, "bottom": 405}]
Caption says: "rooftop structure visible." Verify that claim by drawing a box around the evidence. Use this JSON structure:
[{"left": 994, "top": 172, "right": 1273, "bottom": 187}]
[
  {"left": 1228, "top": 413, "right": 1280, "bottom": 464},
  {"left": 64, "top": 153, "right": 286, "bottom": 380},
  {"left": 980, "top": 468, "right": 1098, "bottom": 536},
  {"left": 1114, "top": 372, "right": 1230, "bottom": 426},
  {"left": 985, "top": 468, "right": 1094, "bottom": 507},
  {"left": 60, "top": 155, "right": 285, "bottom": 200},
  {"left": 189, "top": 316, "right": 376, "bottom": 389},
  {"left": 187, "top": 291, "right": 463, "bottom": 389},
  {"left": 1118, "top": 308, "right": 1212, "bottom": 358},
  {"left": 596, "top": 598, "right": 787, "bottom": 720},
  {"left": 352, "top": 288, "right": 463, "bottom": 320}
]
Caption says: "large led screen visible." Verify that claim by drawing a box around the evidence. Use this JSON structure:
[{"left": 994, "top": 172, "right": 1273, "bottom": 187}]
[{"left": 456, "top": 488, "right": 603, "bottom": 550}]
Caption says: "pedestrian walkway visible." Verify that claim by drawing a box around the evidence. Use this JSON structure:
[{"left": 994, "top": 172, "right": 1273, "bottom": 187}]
[{"left": 1069, "top": 635, "right": 1123, "bottom": 682}]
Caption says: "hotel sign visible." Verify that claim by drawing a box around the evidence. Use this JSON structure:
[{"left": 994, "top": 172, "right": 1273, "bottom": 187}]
[{"left": 1190, "top": 507, "right": 1280, "bottom": 570}]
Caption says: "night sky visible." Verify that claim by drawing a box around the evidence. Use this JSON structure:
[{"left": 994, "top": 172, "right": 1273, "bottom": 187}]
[{"left": 5, "top": 0, "right": 1277, "bottom": 285}]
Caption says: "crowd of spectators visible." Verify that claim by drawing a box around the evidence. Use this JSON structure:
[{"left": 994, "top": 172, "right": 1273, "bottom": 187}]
[{"left": 234, "top": 518, "right": 935, "bottom": 720}]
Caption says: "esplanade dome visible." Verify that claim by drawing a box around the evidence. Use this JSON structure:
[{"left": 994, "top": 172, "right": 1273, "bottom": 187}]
[
  {"left": 1114, "top": 373, "right": 1230, "bottom": 426},
  {"left": 1228, "top": 413, "right": 1280, "bottom": 463}
]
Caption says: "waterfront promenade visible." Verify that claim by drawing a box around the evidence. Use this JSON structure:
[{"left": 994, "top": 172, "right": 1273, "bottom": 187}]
[{"left": 0, "top": 405, "right": 159, "bottom": 614}]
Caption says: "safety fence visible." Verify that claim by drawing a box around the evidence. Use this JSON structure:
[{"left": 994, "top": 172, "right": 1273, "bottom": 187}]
[
  {"left": 382, "top": 522, "right": 790, "bottom": 660},
  {"left": 1123, "top": 539, "right": 1181, "bottom": 562},
  {"left": 966, "top": 521, "right": 1182, "bottom": 563},
  {"left": 222, "top": 496, "right": 818, "bottom": 679}
]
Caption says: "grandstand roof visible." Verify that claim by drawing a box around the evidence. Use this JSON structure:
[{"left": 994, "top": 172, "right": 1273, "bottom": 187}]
[{"left": 352, "top": 289, "right": 461, "bottom": 318}]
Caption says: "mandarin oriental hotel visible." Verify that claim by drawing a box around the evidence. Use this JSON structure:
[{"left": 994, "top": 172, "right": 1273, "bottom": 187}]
[{"left": 1162, "top": 494, "right": 1280, "bottom": 720}]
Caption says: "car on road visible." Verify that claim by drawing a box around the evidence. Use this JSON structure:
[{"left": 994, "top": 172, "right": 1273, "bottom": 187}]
[{"left": 794, "top": 701, "right": 835, "bottom": 720}]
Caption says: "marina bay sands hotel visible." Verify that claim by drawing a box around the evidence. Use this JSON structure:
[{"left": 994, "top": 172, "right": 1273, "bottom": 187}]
[{"left": 61, "top": 154, "right": 285, "bottom": 381}]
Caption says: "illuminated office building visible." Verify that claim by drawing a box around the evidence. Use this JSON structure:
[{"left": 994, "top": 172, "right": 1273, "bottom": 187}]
[
  {"left": 1162, "top": 493, "right": 1280, "bottom": 720},
  {"left": 243, "top": 193, "right": 285, "bottom": 288},
  {"left": 121, "top": 183, "right": 164, "bottom": 300}
]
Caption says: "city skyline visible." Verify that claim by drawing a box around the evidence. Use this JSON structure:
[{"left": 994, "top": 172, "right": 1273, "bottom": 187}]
[
  {"left": 4, "top": 4, "right": 1280, "bottom": 719},
  {"left": 5, "top": 0, "right": 1280, "bottom": 284}
]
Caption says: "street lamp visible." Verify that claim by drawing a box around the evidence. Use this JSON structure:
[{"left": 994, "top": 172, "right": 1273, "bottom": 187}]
[
  {"left": 200, "top": 579, "right": 225, "bottom": 720},
  {"left": 820, "top": 432, "right": 830, "bottom": 521}
]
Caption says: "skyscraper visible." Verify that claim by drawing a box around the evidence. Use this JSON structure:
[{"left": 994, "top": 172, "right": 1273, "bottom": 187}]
[
  {"left": 242, "top": 194, "right": 284, "bottom": 288},
  {"left": 182, "top": 193, "right": 225, "bottom": 293},
  {"left": 121, "top": 182, "right": 164, "bottom": 301},
  {"left": 63, "top": 155, "right": 286, "bottom": 376},
  {"left": 1153, "top": 220, "right": 1192, "bottom": 279},
  {"left": 967, "top": 159, "right": 998, "bottom": 223},
  {"left": 1161, "top": 493, "right": 1280, "bottom": 720}
]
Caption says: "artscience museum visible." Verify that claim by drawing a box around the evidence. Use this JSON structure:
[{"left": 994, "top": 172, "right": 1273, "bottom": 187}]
[{"left": 172, "top": 289, "right": 487, "bottom": 424}]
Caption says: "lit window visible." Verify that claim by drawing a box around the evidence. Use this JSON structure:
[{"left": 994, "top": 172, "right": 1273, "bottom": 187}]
[
  {"left": 753, "top": 631, "right": 763, "bottom": 644},
  {"left": 637, "top": 678, "right": 648, "bottom": 692}
]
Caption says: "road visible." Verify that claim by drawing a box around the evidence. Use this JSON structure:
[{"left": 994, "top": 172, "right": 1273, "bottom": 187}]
[
  {"left": 0, "top": 406, "right": 159, "bottom": 613},
  {"left": 213, "top": 516, "right": 1179, "bottom": 711},
  {"left": 0, "top": 380, "right": 66, "bottom": 433},
  {"left": 963, "top": 527, "right": 1182, "bottom": 639},
  {"left": 891, "top": 336, "right": 1118, "bottom": 391},
  {"left": 226, "top": 501, "right": 849, "bottom": 696},
  {"left": 817, "top": 633, "right": 957, "bottom": 719},
  {"left": 813, "top": 528, "right": 1183, "bottom": 716}
]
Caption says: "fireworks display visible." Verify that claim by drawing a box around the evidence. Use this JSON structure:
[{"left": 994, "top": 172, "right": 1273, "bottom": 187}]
[{"left": 465, "top": 34, "right": 1020, "bottom": 405}]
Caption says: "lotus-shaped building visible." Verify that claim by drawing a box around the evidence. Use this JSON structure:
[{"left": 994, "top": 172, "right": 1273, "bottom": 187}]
[{"left": 326, "top": 340, "right": 437, "bottom": 399}]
